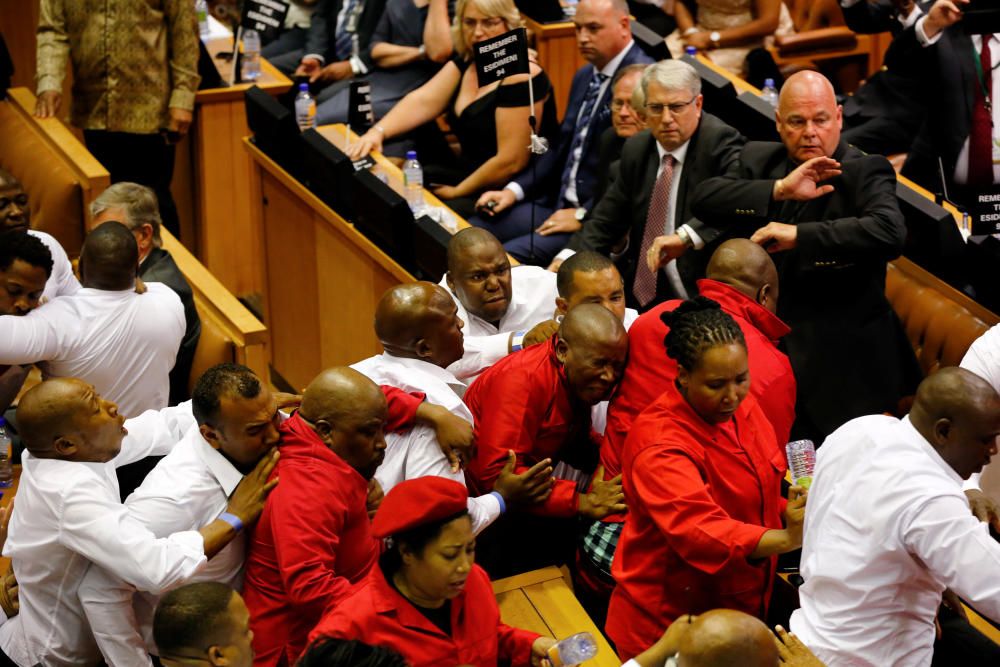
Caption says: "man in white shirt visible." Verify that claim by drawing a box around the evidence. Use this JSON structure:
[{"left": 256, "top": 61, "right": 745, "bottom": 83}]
[
  {"left": 790, "top": 368, "right": 1000, "bottom": 667},
  {"left": 0, "top": 377, "right": 278, "bottom": 667},
  {"left": 441, "top": 228, "right": 560, "bottom": 380},
  {"left": 352, "top": 282, "right": 553, "bottom": 535},
  {"left": 0, "top": 220, "right": 185, "bottom": 417},
  {"left": 0, "top": 168, "right": 80, "bottom": 303},
  {"left": 961, "top": 323, "right": 1000, "bottom": 511},
  {"left": 78, "top": 363, "right": 290, "bottom": 667}
]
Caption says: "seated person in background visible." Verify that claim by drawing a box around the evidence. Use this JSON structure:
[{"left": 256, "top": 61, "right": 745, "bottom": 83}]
[
  {"left": 0, "top": 378, "right": 275, "bottom": 667},
  {"left": 153, "top": 583, "right": 254, "bottom": 667},
  {"left": 590, "top": 63, "right": 648, "bottom": 208},
  {"left": 78, "top": 364, "right": 288, "bottom": 667},
  {"left": 441, "top": 228, "right": 560, "bottom": 380},
  {"left": 560, "top": 60, "right": 744, "bottom": 309},
  {"left": 261, "top": 0, "right": 323, "bottom": 73},
  {"left": 471, "top": 0, "right": 654, "bottom": 265},
  {"left": 665, "top": 0, "right": 793, "bottom": 77},
  {"left": 298, "top": 639, "right": 407, "bottom": 667},
  {"left": 309, "top": 477, "right": 556, "bottom": 666},
  {"left": 791, "top": 368, "right": 1000, "bottom": 667},
  {"left": 465, "top": 304, "right": 628, "bottom": 577},
  {"left": 0, "top": 232, "right": 52, "bottom": 416},
  {"left": 349, "top": 0, "right": 556, "bottom": 218},
  {"left": 0, "top": 167, "right": 80, "bottom": 302},
  {"left": 242, "top": 368, "right": 388, "bottom": 666},
  {"left": 0, "top": 221, "right": 185, "bottom": 417},
  {"left": 316, "top": 0, "right": 453, "bottom": 130},
  {"left": 607, "top": 297, "right": 805, "bottom": 661},
  {"left": 352, "top": 282, "right": 553, "bottom": 533},
  {"left": 285, "top": 0, "right": 388, "bottom": 84},
  {"left": 91, "top": 182, "right": 201, "bottom": 406}
]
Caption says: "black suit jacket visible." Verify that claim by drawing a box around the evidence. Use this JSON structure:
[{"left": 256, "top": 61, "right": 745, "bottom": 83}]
[
  {"left": 569, "top": 112, "right": 744, "bottom": 307},
  {"left": 140, "top": 248, "right": 201, "bottom": 406},
  {"left": 313, "top": 0, "right": 387, "bottom": 68},
  {"left": 691, "top": 140, "right": 920, "bottom": 439}
]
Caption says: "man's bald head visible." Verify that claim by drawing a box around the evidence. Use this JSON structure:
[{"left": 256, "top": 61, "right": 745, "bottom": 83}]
[
  {"left": 300, "top": 367, "right": 384, "bottom": 425},
  {"left": 446, "top": 228, "right": 504, "bottom": 276},
  {"left": 79, "top": 221, "right": 139, "bottom": 291},
  {"left": 0, "top": 167, "right": 29, "bottom": 233},
  {"left": 374, "top": 282, "right": 464, "bottom": 368},
  {"left": 910, "top": 367, "right": 1000, "bottom": 479},
  {"left": 445, "top": 228, "right": 513, "bottom": 325},
  {"left": 776, "top": 70, "right": 842, "bottom": 163},
  {"left": 556, "top": 304, "right": 628, "bottom": 405},
  {"left": 17, "top": 378, "right": 126, "bottom": 462},
  {"left": 706, "top": 239, "right": 780, "bottom": 314},
  {"left": 678, "top": 610, "right": 778, "bottom": 667}
]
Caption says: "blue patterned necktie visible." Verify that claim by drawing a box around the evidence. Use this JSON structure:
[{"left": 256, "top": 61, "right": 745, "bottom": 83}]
[
  {"left": 557, "top": 70, "right": 608, "bottom": 207},
  {"left": 334, "top": 0, "right": 361, "bottom": 61}
]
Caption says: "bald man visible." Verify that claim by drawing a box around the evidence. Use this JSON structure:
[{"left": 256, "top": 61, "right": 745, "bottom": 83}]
[
  {"left": 0, "top": 221, "right": 185, "bottom": 416},
  {"left": 442, "top": 228, "right": 560, "bottom": 380},
  {"left": 690, "top": 70, "right": 918, "bottom": 443},
  {"left": 465, "top": 304, "right": 628, "bottom": 576},
  {"left": 578, "top": 239, "right": 795, "bottom": 624},
  {"left": 352, "top": 283, "right": 552, "bottom": 534},
  {"left": 0, "top": 378, "right": 276, "bottom": 667},
  {"left": 0, "top": 168, "right": 80, "bottom": 302},
  {"left": 791, "top": 368, "right": 1000, "bottom": 666},
  {"left": 242, "top": 368, "right": 388, "bottom": 667}
]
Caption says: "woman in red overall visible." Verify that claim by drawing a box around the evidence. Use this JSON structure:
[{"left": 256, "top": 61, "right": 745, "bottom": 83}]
[{"left": 606, "top": 297, "right": 807, "bottom": 660}]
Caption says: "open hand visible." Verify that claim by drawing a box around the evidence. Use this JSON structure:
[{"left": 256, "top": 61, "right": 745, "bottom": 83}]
[
  {"left": 774, "top": 624, "right": 825, "bottom": 665},
  {"left": 751, "top": 222, "right": 798, "bottom": 253},
  {"left": 493, "top": 450, "right": 554, "bottom": 506},
  {"left": 578, "top": 465, "right": 626, "bottom": 520},
  {"left": 35, "top": 90, "right": 62, "bottom": 118},
  {"left": 225, "top": 448, "right": 280, "bottom": 525},
  {"left": 775, "top": 156, "right": 842, "bottom": 201}
]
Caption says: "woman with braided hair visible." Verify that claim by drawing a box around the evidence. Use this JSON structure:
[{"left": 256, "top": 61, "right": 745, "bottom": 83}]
[{"left": 605, "top": 296, "right": 807, "bottom": 660}]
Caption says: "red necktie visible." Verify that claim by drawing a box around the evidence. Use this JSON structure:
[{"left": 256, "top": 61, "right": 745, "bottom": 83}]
[
  {"left": 969, "top": 37, "right": 994, "bottom": 186},
  {"left": 634, "top": 155, "right": 674, "bottom": 307}
]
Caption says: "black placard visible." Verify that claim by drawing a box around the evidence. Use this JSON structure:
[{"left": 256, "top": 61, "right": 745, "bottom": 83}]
[
  {"left": 241, "top": 0, "right": 290, "bottom": 36},
  {"left": 348, "top": 80, "right": 374, "bottom": 131},
  {"left": 969, "top": 186, "right": 1000, "bottom": 236},
  {"left": 473, "top": 28, "right": 529, "bottom": 86}
]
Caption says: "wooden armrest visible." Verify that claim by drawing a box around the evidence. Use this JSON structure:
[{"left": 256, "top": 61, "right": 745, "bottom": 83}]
[{"left": 774, "top": 27, "right": 858, "bottom": 56}]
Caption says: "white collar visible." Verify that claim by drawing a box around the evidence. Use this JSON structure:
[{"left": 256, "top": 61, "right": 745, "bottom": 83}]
[
  {"left": 597, "top": 40, "right": 635, "bottom": 79},
  {"left": 379, "top": 353, "right": 466, "bottom": 389},
  {"left": 655, "top": 136, "right": 692, "bottom": 166},
  {"left": 901, "top": 415, "right": 963, "bottom": 486},
  {"left": 192, "top": 427, "right": 244, "bottom": 496}
]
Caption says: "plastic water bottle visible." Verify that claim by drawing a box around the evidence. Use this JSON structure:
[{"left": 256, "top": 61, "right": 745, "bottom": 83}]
[
  {"left": 685, "top": 45, "right": 698, "bottom": 56},
  {"left": 195, "top": 0, "right": 210, "bottom": 39},
  {"left": 0, "top": 419, "right": 13, "bottom": 488},
  {"left": 786, "top": 439, "right": 816, "bottom": 489},
  {"left": 295, "top": 83, "right": 317, "bottom": 131},
  {"left": 547, "top": 632, "right": 598, "bottom": 667},
  {"left": 241, "top": 29, "right": 262, "bottom": 82},
  {"left": 403, "top": 151, "right": 425, "bottom": 215},
  {"left": 760, "top": 78, "right": 779, "bottom": 107}
]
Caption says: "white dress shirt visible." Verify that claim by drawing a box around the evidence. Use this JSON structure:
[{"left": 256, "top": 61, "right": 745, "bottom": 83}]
[
  {"left": 960, "top": 323, "right": 1000, "bottom": 498},
  {"left": 0, "top": 282, "right": 185, "bottom": 417},
  {"left": 441, "top": 265, "right": 559, "bottom": 380},
  {"left": 790, "top": 414, "right": 1000, "bottom": 667},
  {"left": 352, "top": 353, "right": 502, "bottom": 534},
  {"left": 0, "top": 402, "right": 204, "bottom": 667},
  {"left": 28, "top": 230, "right": 80, "bottom": 303},
  {"left": 78, "top": 425, "right": 246, "bottom": 667}
]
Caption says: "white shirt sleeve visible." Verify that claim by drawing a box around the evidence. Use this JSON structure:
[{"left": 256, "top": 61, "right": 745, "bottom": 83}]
[
  {"left": 555, "top": 248, "right": 577, "bottom": 262},
  {"left": 0, "top": 309, "right": 62, "bottom": 364},
  {"left": 915, "top": 16, "right": 944, "bottom": 46},
  {"left": 902, "top": 495, "right": 1000, "bottom": 620},
  {"left": 467, "top": 494, "right": 502, "bottom": 535},
  {"left": 447, "top": 333, "right": 511, "bottom": 380},
  {"left": 505, "top": 182, "right": 525, "bottom": 202},
  {"left": 113, "top": 402, "right": 196, "bottom": 469},
  {"left": 679, "top": 223, "right": 705, "bottom": 250},
  {"left": 59, "top": 479, "right": 207, "bottom": 595},
  {"left": 79, "top": 565, "right": 153, "bottom": 667}
]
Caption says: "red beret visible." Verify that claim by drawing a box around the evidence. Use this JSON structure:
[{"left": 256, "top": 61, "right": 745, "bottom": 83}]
[{"left": 372, "top": 476, "right": 470, "bottom": 538}]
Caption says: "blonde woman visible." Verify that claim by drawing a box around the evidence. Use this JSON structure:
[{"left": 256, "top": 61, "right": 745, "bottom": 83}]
[{"left": 350, "top": 0, "right": 555, "bottom": 216}]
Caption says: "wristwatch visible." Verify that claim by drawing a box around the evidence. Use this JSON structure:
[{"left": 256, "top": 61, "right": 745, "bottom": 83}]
[
  {"left": 709, "top": 31, "right": 721, "bottom": 48},
  {"left": 574, "top": 207, "right": 586, "bottom": 221}
]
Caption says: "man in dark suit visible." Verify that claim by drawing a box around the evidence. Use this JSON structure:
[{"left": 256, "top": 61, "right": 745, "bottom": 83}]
[
  {"left": 560, "top": 60, "right": 744, "bottom": 310},
  {"left": 90, "top": 183, "right": 201, "bottom": 407},
  {"left": 470, "top": 0, "right": 653, "bottom": 265},
  {"left": 287, "top": 0, "right": 388, "bottom": 87},
  {"left": 883, "top": 0, "right": 998, "bottom": 205},
  {"left": 689, "top": 70, "right": 921, "bottom": 442}
]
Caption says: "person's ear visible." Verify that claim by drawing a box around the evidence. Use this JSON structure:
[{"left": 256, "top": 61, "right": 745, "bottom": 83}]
[
  {"left": 415, "top": 336, "right": 434, "bottom": 361},
  {"left": 206, "top": 644, "right": 228, "bottom": 666},
  {"left": 757, "top": 283, "right": 771, "bottom": 308},
  {"left": 934, "top": 417, "right": 952, "bottom": 446},
  {"left": 555, "top": 338, "right": 569, "bottom": 365},
  {"left": 399, "top": 543, "right": 417, "bottom": 566},
  {"left": 677, "top": 366, "right": 690, "bottom": 391},
  {"left": 555, "top": 297, "right": 569, "bottom": 318},
  {"left": 200, "top": 423, "right": 223, "bottom": 450},
  {"left": 53, "top": 436, "right": 79, "bottom": 458}
]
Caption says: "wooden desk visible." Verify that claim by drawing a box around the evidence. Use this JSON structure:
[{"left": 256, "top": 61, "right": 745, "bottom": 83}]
[
  {"left": 524, "top": 16, "right": 585, "bottom": 119},
  {"left": 172, "top": 36, "right": 293, "bottom": 302},
  {"left": 493, "top": 567, "right": 619, "bottom": 667}
]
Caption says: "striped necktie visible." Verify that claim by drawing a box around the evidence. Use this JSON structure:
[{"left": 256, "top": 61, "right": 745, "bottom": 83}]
[
  {"left": 334, "top": 0, "right": 361, "bottom": 61},
  {"left": 557, "top": 71, "right": 608, "bottom": 207}
]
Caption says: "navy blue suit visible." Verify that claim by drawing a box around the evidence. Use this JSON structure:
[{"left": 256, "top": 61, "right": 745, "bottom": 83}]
[{"left": 469, "top": 42, "right": 654, "bottom": 265}]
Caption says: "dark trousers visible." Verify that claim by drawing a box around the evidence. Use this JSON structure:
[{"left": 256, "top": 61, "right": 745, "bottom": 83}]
[
  {"left": 84, "top": 130, "right": 180, "bottom": 239},
  {"left": 932, "top": 606, "right": 1000, "bottom": 666}
]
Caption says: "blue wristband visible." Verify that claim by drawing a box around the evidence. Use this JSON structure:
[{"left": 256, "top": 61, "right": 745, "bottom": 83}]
[
  {"left": 490, "top": 491, "right": 507, "bottom": 515},
  {"left": 510, "top": 330, "right": 527, "bottom": 352},
  {"left": 218, "top": 512, "right": 244, "bottom": 533}
]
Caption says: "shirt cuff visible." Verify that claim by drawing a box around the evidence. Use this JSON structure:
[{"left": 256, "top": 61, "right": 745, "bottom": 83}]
[
  {"left": 679, "top": 223, "right": 705, "bottom": 250},
  {"left": 915, "top": 16, "right": 943, "bottom": 46},
  {"left": 350, "top": 55, "right": 368, "bottom": 76},
  {"left": 303, "top": 52, "right": 326, "bottom": 65},
  {"left": 505, "top": 182, "right": 525, "bottom": 202},
  {"left": 36, "top": 77, "right": 63, "bottom": 95},
  {"left": 555, "top": 248, "right": 576, "bottom": 262},
  {"left": 168, "top": 89, "right": 196, "bottom": 112},
  {"left": 490, "top": 490, "right": 507, "bottom": 514}
]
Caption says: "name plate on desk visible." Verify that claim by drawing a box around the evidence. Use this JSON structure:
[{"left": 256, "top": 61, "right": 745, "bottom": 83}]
[
  {"left": 348, "top": 81, "right": 374, "bottom": 132},
  {"left": 242, "top": 0, "right": 290, "bottom": 39},
  {"left": 474, "top": 28, "right": 529, "bottom": 85},
  {"left": 352, "top": 156, "right": 376, "bottom": 171},
  {"left": 969, "top": 187, "right": 1000, "bottom": 236}
]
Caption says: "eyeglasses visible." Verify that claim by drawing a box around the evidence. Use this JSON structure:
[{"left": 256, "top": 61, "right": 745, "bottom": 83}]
[
  {"left": 461, "top": 17, "right": 505, "bottom": 30},
  {"left": 645, "top": 96, "right": 697, "bottom": 117},
  {"left": 610, "top": 99, "right": 635, "bottom": 112}
]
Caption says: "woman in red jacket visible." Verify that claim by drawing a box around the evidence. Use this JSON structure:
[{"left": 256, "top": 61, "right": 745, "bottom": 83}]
[
  {"left": 308, "top": 476, "right": 555, "bottom": 666},
  {"left": 606, "top": 297, "right": 807, "bottom": 660}
]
